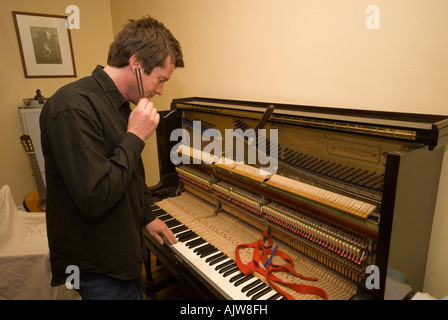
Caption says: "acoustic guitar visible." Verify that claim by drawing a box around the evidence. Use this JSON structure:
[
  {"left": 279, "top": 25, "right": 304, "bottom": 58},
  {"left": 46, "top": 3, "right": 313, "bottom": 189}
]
[{"left": 20, "top": 135, "right": 46, "bottom": 212}]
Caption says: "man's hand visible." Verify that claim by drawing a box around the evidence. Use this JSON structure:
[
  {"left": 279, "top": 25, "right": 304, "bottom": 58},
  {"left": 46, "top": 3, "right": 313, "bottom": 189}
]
[
  {"left": 127, "top": 98, "right": 160, "bottom": 141},
  {"left": 144, "top": 218, "right": 177, "bottom": 245}
]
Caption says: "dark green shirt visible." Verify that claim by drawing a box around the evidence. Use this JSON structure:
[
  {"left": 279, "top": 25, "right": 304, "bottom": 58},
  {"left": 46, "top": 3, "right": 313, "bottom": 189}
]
[{"left": 40, "top": 66, "right": 156, "bottom": 286}]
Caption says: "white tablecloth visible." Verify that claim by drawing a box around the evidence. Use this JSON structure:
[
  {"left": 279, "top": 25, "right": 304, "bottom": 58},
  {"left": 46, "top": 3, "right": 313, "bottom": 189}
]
[{"left": 0, "top": 185, "right": 79, "bottom": 300}]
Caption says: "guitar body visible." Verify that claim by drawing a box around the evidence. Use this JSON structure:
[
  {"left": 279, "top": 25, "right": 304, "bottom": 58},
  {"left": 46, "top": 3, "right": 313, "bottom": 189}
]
[
  {"left": 23, "top": 189, "right": 45, "bottom": 212},
  {"left": 20, "top": 135, "right": 46, "bottom": 213}
]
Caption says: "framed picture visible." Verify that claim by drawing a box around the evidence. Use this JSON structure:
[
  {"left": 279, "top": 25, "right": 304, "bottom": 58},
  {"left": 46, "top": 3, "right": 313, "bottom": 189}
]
[{"left": 12, "top": 11, "right": 76, "bottom": 78}]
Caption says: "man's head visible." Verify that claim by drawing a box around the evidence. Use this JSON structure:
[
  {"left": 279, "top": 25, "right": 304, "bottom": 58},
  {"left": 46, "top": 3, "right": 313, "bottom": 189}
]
[
  {"left": 106, "top": 16, "right": 184, "bottom": 103},
  {"left": 107, "top": 16, "right": 184, "bottom": 74}
]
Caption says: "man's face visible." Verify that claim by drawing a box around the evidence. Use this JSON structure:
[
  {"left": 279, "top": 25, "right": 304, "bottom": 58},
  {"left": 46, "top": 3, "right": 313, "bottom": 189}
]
[{"left": 138, "top": 55, "right": 175, "bottom": 100}]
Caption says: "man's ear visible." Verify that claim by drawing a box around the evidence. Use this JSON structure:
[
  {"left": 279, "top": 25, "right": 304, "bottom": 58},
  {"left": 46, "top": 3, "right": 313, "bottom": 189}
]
[{"left": 129, "top": 54, "right": 142, "bottom": 71}]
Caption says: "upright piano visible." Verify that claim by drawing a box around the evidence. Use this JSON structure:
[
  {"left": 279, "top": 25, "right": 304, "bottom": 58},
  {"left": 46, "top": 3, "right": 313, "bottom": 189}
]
[{"left": 143, "top": 97, "right": 448, "bottom": 300}]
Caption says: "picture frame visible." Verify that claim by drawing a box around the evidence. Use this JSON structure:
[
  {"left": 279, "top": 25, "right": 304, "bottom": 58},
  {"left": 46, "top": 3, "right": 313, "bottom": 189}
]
[{"left": 12, "top": 11, "right": 76, "bottom": 78}]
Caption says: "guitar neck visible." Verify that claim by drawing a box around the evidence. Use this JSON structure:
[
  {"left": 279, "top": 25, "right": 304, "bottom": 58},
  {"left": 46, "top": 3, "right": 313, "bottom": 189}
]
[{"left": 28, "top": 151, "right": 46, "bottom": 202}]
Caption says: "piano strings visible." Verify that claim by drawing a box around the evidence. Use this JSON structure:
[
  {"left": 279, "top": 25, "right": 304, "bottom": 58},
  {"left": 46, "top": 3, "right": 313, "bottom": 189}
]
[{"left": 172, "top": 146, "right": 377, "bottom": 285}]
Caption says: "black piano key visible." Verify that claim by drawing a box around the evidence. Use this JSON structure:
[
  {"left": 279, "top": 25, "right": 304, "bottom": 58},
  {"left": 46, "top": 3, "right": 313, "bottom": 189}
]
[
  {"left": 179, "top": 233, "right": 198, "bottom": 242},
  {"left": 157, "top": 213, "right": 172, "bottom": 221},
  {"left": 175, "top": 232, "right": 191, "bottom": 240},
  {"left": 163, "top": 216, "right": 177, "bottom": 223},
  {"left": 219, "top": 262, "right": 237, "bottom": 274},
  {"left": 185, "top": 237, "right": 204, "bottom": 246},
  {"left": 152, "top": 208, "right": 166, "bottom": 216},
  {"left": 165, "top": 219, "right": 182, "bottom": 228},
  {"left": 234, "top": 274, "right": 254, "bottom": 287},
  {"left": 154, "top": 212, "right": 168, "bottom": 219},
  {"left": 247, "top": 283, "right": 269, "bottom": 297},
  {"left": 230, "top": 273, "right": 246, "bottom": 283},
  {"left": 222, "top": 265, "right": 239, "bottom": 276},
  {"left": 209, "top": 255, "right": 228, "bottom": 266},
  {"left": 177, "top": 230, "right": 194, "bottom": 239},
  {"left": 267, "top": 293, "right": 283, "bottom": 300},
  {"left": 186, "top": 238, "right": 206, "bottom": 248},
  {"left": 194, "top": 243, "right": 213, "bottom": 254},
  {"left": 215, "top": 259, "right": 234, "bottom": 271},
  {"left": 178, "top": 231, "right": 197, "bottom": 242},
  {"left": 193, "top": 241, "right": 212, "bottom": 254},
  {"left": 241, "top": 279, "right": 262, "bottom": 292},
  {"left": 171, "top": 225, "right": 188, "bottom": 234},
  {"left": 205, "top": 252, "right": 224, "bottom": 263},
  {"left": 257, "top": 291, "right": 279, "bottom": 301},
  {"left": 251, "top": 287, "right": 273, "bottom": 300},
  {"left": 199, "top": 247, "right": 218, "bottom": 258},
  {"left": 192, "top": 244, "right": 210, "bottom": 255}
]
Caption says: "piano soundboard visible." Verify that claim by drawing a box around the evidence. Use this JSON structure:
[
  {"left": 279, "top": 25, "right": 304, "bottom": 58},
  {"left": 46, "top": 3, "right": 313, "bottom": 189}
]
[{"left": 144, "top": 97, "right": 448, "bottom": 300}]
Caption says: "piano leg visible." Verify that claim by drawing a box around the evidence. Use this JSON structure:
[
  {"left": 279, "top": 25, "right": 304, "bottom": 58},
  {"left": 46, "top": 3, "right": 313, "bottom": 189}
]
[{"left": 143, "top": 248, "right": 177, "bottom": 300}]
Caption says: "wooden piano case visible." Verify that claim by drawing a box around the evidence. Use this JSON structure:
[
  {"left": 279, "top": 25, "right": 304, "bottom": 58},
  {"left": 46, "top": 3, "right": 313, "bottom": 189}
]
[{"left": 144, "top": 97, "right": 448, "bottom": 300}]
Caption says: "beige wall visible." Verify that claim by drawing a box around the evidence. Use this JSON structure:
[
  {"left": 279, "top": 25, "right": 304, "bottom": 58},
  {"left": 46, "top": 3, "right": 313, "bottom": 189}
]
[
  {"left": 0, "top": 0, "right": 113, "bottom": 206},
  {"left": 110, "top": 0, "right": 448, "bottom": 113},
  {"left": 109, "top": 0, "right": 448, "bottom": 298}
]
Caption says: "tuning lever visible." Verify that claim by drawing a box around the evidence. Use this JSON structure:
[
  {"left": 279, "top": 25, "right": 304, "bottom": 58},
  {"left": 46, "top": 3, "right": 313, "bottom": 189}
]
[
  {"left": 255, "top": 104, "right": 275, "bottom": 131},
  {"left": 248, "top": 104, "right": 275, "bottom": 145}
]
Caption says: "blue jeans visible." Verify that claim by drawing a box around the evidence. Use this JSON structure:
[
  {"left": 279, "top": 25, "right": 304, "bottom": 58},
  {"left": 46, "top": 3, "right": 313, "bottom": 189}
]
[{"left": 76, "top": 273, "right": 143, "bottom": 300}]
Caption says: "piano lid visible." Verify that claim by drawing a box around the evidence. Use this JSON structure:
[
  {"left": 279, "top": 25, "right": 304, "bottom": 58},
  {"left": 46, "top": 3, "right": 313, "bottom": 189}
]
[{"left": 172, "top": 97, "right": 448, "bottom": 150}]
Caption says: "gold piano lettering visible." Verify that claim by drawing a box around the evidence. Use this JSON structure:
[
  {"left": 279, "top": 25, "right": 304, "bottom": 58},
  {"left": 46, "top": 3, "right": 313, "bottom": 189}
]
[{"left": 328, "top": 139, "right": 381, "bottom": 163}]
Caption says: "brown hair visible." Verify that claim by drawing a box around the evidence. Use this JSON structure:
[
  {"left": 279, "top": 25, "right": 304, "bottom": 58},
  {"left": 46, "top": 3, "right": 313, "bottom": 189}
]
[{"left": 107, "top": 16, "right": 184, "bottom": 74}]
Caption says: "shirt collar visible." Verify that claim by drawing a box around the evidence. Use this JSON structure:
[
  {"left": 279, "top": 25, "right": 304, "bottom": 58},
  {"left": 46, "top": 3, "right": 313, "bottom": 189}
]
[{"left": 92, "top": 65, "right": 129, "bottom": 112}]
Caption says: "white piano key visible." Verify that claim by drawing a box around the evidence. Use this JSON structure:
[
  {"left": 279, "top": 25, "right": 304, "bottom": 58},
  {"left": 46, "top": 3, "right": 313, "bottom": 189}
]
[
  {"left": 158, "top": 209, "right": 283, "bottom": 300},
  {"left": 170, "top": 237, "right": 277, "bottom": 300}
]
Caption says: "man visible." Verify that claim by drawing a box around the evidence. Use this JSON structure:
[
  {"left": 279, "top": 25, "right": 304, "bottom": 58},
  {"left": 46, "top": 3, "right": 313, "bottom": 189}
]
[{"left": 40, "top": 16, "right": 184, "bottom": 300}]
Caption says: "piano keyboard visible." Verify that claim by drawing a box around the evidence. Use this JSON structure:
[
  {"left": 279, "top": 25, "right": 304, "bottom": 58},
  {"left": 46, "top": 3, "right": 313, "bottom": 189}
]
[{"left": 151, "top": 204, "right": 286, "bottom": 300}]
